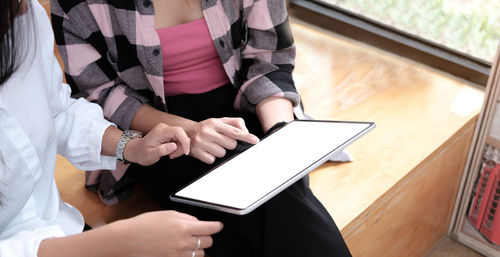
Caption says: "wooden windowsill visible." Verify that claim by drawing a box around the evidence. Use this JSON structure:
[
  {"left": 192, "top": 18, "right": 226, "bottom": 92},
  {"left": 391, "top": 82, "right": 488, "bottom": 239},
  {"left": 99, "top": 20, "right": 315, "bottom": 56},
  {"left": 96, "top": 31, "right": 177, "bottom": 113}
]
[{"left": 291, "top": 18, "right": 484, "bottom": 231}]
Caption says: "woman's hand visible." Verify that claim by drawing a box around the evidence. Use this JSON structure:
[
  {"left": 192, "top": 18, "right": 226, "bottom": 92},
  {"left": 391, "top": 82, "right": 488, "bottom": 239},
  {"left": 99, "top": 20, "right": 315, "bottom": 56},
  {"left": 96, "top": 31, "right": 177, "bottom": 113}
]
[
  {"left": 186, "top": 117, "right": 259, "bottom": 164},
  {"left": 124, "top": 123, "right": 190, "bottom": 166},
  {"left": 119, "top": 211, "right": 223, "bottom": 257}
]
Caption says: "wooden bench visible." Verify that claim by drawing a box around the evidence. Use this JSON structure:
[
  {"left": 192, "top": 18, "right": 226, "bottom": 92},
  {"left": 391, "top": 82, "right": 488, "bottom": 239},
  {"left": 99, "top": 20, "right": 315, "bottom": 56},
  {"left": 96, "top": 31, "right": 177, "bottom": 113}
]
[{"left": 42, "top": 0, "right": 485, "bottom": 255}]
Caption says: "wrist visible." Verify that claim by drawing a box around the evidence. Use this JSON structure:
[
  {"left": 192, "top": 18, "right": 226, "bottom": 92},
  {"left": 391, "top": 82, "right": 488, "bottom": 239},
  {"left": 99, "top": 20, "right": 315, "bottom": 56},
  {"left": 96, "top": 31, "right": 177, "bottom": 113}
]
[
  {"left": 263, "top": 121, "right": 288, "bottom": 137},
  {"left": 100, "top": 219, "right": 133, "bottom": 257},
  {"left": 256, "top": 97, "right": 294, "bottom": 132},
  {"left": 184, "top": 120, "right": 199, "bottom": 137},
  {"left": 122, "top": 137, "right": 141, "bottom": 164},
  {"left": 116, "top": 130, "right": 143, "bottom": 164}
]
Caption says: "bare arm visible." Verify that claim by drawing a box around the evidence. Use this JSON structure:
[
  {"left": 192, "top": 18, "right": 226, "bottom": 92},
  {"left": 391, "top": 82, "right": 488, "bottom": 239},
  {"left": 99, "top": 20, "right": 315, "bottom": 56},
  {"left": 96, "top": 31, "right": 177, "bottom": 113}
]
[
  {"left": 38, "top": 211, "right": 223, "bottom": 257},
  {"left": 130, "top": 104, "right": 196, "bottom": 134},
  {"left": 256, "top": 96, "right": 294, "bottom": 133},
  {"left": 38, "top": 221, "right": 126, "bottom": 257}
]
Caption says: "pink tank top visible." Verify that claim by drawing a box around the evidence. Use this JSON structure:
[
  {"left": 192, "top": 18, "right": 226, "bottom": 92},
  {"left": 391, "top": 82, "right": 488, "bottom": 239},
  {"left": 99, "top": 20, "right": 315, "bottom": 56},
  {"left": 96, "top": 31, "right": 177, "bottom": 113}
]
[{"left": 156, "top": 18, "right": 230, "bottom": 96}]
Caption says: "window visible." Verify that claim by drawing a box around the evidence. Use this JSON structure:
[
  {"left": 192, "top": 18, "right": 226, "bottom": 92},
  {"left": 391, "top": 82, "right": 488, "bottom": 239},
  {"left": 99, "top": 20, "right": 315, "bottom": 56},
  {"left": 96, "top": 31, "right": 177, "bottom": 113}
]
[{"left": 289, "top": 0, "right": 499, "bottom": 85}]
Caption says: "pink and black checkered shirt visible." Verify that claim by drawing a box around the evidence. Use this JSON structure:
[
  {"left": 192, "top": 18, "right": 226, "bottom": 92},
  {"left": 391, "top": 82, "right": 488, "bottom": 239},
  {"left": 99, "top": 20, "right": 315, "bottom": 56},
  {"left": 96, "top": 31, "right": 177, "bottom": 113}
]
[{"left": 51, "top": 0, "right": 301, "bottom": 205}]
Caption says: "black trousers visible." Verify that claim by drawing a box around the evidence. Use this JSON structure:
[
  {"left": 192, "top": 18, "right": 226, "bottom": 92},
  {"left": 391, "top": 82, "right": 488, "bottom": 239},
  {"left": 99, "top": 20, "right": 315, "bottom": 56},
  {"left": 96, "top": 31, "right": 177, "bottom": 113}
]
[{"left": 127, "top": 84, "right": 352, "bottom": 257}]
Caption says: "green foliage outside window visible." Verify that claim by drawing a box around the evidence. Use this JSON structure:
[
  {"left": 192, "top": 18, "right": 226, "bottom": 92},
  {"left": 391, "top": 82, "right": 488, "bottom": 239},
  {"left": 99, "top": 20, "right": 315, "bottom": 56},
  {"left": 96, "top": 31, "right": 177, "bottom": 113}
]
[{"left": 323, "top": 0, "right": 500, "bottom": 62}]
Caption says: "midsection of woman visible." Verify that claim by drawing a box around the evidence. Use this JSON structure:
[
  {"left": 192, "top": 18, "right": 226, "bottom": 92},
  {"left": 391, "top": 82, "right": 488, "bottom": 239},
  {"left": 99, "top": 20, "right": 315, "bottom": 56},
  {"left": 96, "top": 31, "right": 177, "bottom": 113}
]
[
  {"left": 152, "top": 0, "right": 296, "bottom": 120},
  {"left": 156, "top": 17, "right": 230, "bottom": 96},
  {"left": 137, "top": 0, "right": 294, "bottom": 160}
]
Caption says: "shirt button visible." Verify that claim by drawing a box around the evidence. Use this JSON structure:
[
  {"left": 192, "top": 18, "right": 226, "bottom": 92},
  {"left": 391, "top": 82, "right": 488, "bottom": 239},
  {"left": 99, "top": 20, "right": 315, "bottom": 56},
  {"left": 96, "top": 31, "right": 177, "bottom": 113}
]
[
  {"left": 143, "top": 0, "right": 152, "bottom": 8},
  {"left": 153, "top": 49, "right": 160, "bottom": 56}
]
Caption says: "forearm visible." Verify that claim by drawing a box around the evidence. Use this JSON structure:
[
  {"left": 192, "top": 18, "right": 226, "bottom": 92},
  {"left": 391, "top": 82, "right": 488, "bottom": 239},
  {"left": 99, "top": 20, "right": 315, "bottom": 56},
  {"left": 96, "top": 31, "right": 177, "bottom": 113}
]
[
  {"left": 100, "top": 125, "right": 122, "bottom": 157},
  {"left": 100, "top": 120, "right": 190, "bottom": 165},
  {"left": 38, "top": 221, "right": 128, "bottom": 257},
  {"left": 256, "top": 96, "right": 294, "bottom": 133},
  {"left": 130, "top": 104, "right": 195, "bottom": 134}
]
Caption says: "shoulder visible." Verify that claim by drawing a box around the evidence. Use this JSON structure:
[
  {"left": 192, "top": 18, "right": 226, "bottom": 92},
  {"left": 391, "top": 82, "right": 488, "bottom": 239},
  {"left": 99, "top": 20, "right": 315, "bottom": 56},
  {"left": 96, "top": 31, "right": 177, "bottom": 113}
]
[
  {"left": 51, "top": 0, "right": 137, "bottom": 14},
  {"left": 50, "top": 0, "right": 87, "bottom": 14}
]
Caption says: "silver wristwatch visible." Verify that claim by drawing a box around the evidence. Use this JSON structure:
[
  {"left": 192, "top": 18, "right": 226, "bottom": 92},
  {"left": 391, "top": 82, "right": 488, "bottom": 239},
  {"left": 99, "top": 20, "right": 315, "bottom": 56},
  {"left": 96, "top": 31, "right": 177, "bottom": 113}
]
[{"left": 116, "top": 130, "right": 143, "bottom": 164}]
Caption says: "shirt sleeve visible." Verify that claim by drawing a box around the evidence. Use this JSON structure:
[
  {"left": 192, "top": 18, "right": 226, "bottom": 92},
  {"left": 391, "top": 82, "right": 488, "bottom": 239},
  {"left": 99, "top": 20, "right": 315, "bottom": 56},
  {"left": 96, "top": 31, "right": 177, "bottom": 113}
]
[
  {"left": 50, "top": 0, "right": 148, "bottom": 130},
  {"left": 236, "top": 0, "right": 300, "bottom": 113},
  {"left": 50, "top": 82, "right": 117, "bottom": 171},
  {"left": 0, "top": 226, "right": 65, "bottom": 257}
]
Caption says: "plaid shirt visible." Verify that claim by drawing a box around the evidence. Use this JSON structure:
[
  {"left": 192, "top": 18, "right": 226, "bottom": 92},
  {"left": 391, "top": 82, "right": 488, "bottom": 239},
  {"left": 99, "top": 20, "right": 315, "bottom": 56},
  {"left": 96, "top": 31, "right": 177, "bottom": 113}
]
[{"left": 50, "top": 0, "right": 301, "bottom": 205}]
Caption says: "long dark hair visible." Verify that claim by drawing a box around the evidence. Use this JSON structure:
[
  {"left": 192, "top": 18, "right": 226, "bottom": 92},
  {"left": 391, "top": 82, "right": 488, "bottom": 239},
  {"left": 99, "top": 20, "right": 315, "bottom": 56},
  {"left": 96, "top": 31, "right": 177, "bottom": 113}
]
[{"left": 0, "top": 0, "right": 30, "bottom": 86}]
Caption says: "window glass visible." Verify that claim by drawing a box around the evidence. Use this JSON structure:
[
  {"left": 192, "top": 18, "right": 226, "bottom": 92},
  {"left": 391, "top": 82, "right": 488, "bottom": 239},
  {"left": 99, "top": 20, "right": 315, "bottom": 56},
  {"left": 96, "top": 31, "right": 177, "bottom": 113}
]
[{"left": 318, "top": 0, "right": 500, "bottom": 62}]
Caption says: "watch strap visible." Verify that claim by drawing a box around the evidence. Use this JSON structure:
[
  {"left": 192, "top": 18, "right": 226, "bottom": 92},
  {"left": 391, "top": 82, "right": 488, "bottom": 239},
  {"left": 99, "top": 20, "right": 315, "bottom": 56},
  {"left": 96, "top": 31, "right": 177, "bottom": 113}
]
[{"left": 116, "top": 130, "right": 143, "bottom": 164}]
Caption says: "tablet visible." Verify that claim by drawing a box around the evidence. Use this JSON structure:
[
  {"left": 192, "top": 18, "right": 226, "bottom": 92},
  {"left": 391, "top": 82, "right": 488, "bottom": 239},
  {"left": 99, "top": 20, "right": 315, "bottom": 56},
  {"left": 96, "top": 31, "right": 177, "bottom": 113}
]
[{"left": 170, "top": 120, "right": 375, "bottom": 215}]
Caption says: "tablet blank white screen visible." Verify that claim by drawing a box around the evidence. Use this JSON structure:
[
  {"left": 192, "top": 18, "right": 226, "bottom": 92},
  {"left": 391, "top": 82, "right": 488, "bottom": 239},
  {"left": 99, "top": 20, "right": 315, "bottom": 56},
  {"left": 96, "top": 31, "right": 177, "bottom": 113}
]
[{"left": 174, "top": 121, "right": 371, "bottom": 210}]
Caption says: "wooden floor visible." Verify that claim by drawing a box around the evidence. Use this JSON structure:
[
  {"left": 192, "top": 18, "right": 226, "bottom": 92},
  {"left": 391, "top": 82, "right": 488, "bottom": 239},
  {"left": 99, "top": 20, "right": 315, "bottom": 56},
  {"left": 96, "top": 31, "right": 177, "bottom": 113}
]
[{"left": 47, "top": 1, "right": 486, "bottom": 255}]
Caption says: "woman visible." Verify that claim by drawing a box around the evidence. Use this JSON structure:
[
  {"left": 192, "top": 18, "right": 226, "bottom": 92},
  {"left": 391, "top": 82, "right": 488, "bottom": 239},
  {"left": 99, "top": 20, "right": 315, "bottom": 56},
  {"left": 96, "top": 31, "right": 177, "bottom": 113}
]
[
  {"left": 50, "top": 0, "right": 352, "bottom": 256},
  {"left": 0, "top": 0, "right": 223, "bottom": 256}
]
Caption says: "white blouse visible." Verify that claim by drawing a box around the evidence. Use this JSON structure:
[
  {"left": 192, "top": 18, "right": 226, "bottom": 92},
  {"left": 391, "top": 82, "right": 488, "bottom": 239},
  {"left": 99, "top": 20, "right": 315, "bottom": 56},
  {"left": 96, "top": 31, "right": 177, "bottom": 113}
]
[{"left": 0, "top": 1, "right": 116, "bottom": 256}]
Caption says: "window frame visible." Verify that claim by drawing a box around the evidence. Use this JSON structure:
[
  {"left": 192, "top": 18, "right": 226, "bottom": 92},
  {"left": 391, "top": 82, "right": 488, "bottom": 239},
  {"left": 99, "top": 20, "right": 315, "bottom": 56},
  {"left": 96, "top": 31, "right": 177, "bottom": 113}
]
[{"left": 289, "top": 0, "right": 492, "bottom": 86}]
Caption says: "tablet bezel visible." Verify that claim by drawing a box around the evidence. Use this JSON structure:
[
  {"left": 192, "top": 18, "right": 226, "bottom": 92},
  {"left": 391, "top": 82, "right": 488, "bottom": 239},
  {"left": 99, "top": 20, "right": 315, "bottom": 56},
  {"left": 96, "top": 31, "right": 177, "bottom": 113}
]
[{"left": 170, "top": 120, "right": 375, "bottom": 215}]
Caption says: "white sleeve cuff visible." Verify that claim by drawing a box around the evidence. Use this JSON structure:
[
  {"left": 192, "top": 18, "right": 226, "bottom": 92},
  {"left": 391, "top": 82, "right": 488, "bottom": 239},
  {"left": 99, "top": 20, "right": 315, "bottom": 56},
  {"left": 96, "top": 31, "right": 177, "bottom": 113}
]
[
  {"left": 78, "top": 118, "right": 117, "bottom": 171},
  {"left": 0, "top": 226, "right": 65, "bottom": 257}
]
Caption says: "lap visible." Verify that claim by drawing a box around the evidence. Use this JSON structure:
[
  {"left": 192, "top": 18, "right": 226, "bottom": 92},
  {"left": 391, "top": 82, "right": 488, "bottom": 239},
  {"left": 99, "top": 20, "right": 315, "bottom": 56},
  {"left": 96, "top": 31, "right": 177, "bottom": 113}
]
[
  {"left": 125, "top": 85, "right": 351, "bottom": 256},
  {"left": 127, "top": 142, "right": 350, "bottom": 257}
]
